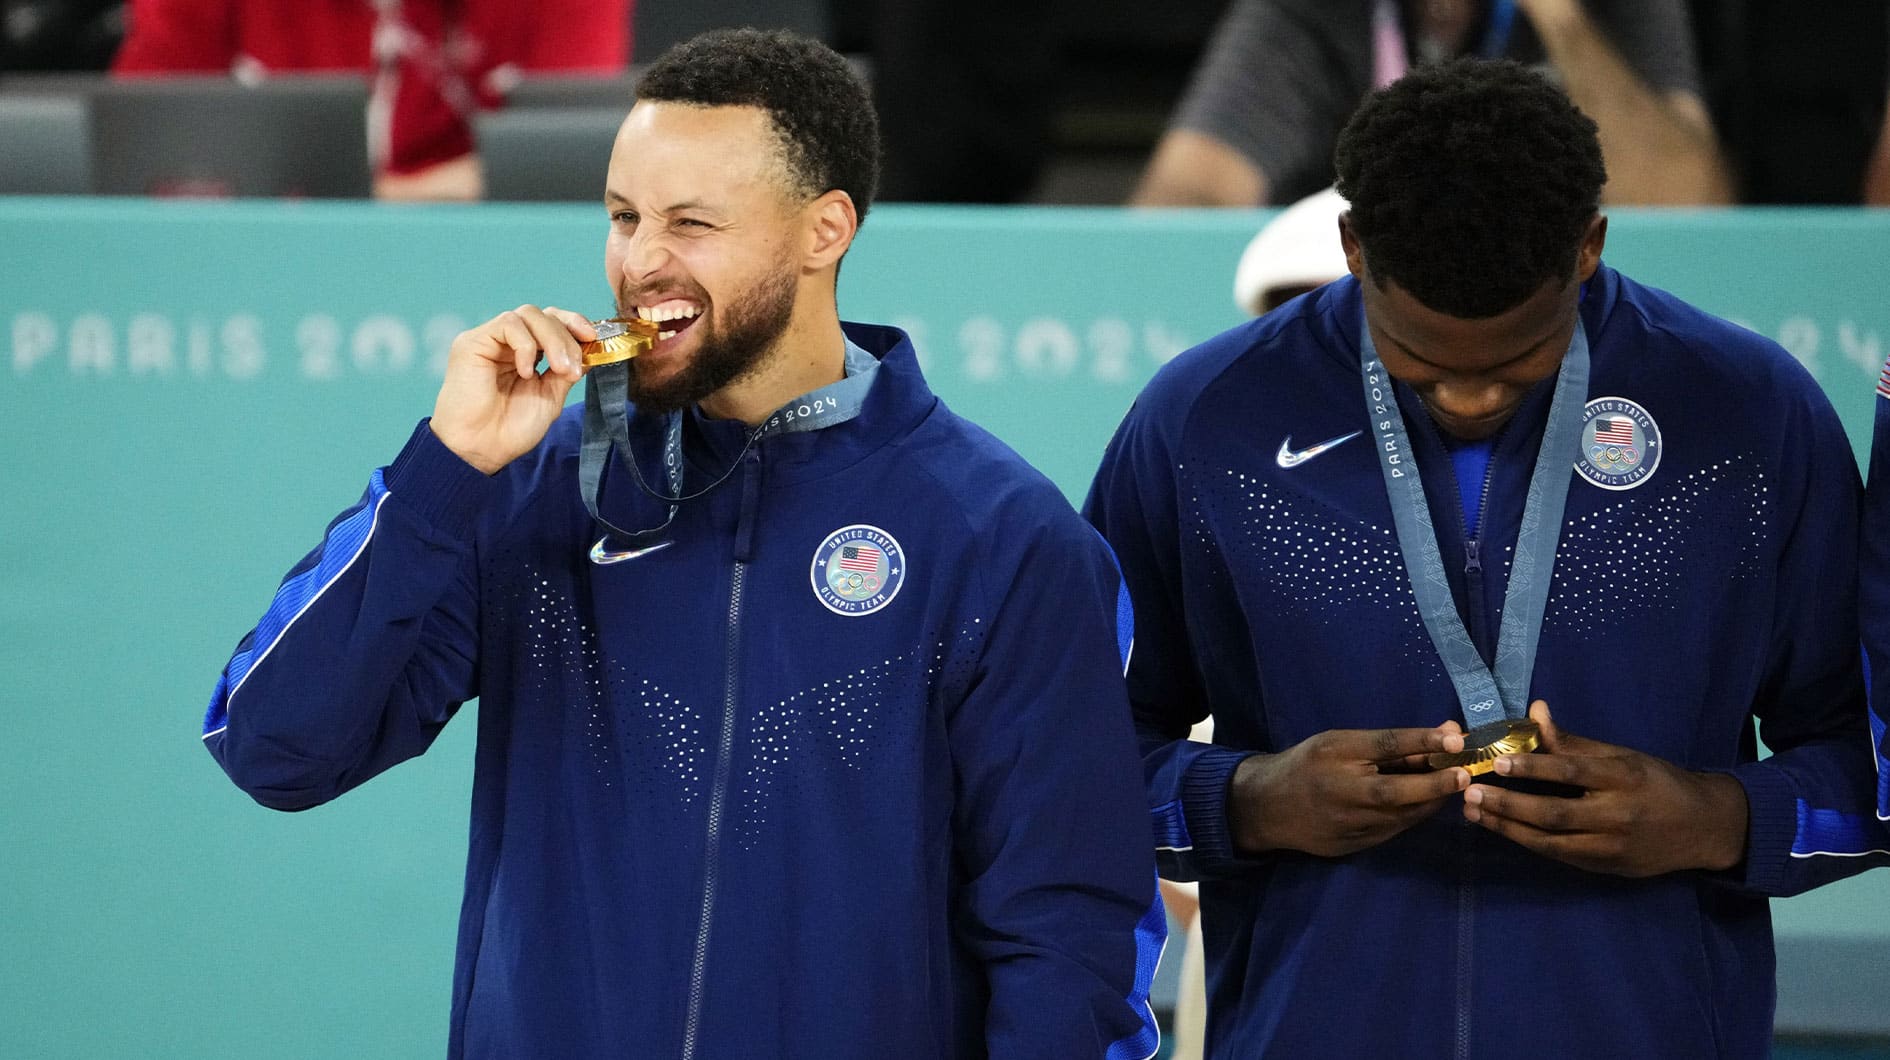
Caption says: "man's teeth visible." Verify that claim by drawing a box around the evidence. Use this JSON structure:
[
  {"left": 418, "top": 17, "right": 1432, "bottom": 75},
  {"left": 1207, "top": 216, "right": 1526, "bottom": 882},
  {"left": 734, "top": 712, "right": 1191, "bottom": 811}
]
[
  {"left": 658, "top": 329, "right": 676, "bottom": 340},
  {"left": 634, "top": 304, "right": 703, "bottom": 323}
]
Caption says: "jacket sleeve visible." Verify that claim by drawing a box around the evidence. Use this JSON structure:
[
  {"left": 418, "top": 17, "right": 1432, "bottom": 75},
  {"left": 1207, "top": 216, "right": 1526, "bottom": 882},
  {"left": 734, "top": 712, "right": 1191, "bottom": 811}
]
[
  {"left": 1857, "top": 374, "right": 1890, "bottom": 848},
  {"left": 1084, "top": 397, "right": 1264, "bottom": 883},
  {"left": 201, "top": 422, "right": 496, "bottom": 811},
  {"left": 1727, "top": 376, "right": 1890, "bottom": 894},
  {"left": 946, "top": 504, "right": 1164, "bottom": 1059}
]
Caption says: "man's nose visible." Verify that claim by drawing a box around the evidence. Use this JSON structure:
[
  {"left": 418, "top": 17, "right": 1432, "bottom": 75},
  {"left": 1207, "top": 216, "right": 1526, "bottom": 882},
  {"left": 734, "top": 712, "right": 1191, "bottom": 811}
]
[
  {"left": 618, "top": 228, "right": 671, "bottom": 281},
  {"left": 1427, "top": 379, "right": 1510, "bottom": 422}
]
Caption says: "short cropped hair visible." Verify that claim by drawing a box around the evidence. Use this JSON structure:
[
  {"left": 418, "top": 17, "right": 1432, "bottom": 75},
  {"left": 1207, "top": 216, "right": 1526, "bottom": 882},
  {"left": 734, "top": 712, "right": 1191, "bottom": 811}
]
[
  {"left": 1334, "top": 59, "right": 1607, "bottom": 318},
  {"left": 637, "top": 28, "right": 881, "bottom": 223}
]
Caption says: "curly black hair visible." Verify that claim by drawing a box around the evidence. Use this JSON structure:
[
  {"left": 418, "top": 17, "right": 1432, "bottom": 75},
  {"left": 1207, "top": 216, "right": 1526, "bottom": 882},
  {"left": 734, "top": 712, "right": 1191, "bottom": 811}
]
[
  {"left": 1334, "top": 59, "right": 1607, "bottom": 319},
  {"left": 636, "top": 29, "right": 881, "bottom": 224}
]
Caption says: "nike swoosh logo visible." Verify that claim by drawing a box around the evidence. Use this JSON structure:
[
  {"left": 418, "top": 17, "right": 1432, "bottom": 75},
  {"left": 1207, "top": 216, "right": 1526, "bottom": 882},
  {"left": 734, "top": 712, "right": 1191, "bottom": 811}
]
[
  {"left": 1275, "top": 431, "right": 1363, "bottom": 469},
  {"left": 589, "top": 537, "right": 676, "bottom": 565}
]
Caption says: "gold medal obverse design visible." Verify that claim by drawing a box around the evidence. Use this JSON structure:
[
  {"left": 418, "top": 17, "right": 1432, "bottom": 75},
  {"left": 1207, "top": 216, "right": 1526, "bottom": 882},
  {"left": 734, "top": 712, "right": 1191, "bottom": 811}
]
[
  {"left": 1427, "top": 719, "right": 1540, "bottom": 776},
  {"left": 580, "top": 317, "right": 661, "bottom": 367}
]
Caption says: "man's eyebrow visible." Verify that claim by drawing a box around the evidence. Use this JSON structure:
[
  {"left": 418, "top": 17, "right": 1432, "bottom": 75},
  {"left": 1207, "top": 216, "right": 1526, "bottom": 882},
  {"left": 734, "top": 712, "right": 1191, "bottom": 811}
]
[
  {"left": 603, "top": 192, "right": 728, "bottom": 218},
  {"left": 603, "top": 193, "right": 726, "bottom": 216}
]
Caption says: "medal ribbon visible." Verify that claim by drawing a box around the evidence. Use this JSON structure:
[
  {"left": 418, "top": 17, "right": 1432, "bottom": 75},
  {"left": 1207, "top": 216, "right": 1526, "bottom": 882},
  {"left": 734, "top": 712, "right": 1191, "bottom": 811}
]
[
  {"left": 1359, "top": 312, "right": 1589, "bottom": 728},
  {"left": 579, "top": 341, "right": 880, "bottom": 546}
]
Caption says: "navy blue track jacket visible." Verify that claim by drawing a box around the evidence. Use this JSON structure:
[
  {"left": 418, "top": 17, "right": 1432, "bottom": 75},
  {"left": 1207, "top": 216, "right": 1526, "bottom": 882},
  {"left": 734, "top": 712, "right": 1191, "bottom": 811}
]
[
  {"left": 1086, "top": 268, "right": 1885, "bottom": 1059},
  {"left": 1858, "top": 359, "right": 1890, "bottom": 850},
  {"left": 204, "top": 323, "right": 1165, "bottom": 1059}
]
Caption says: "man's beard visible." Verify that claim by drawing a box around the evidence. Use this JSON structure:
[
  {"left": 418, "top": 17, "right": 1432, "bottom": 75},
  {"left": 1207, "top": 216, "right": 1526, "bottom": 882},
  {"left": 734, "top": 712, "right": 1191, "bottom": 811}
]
[{"left": 619, "top": 265, "right": 798, "bottom": 416}]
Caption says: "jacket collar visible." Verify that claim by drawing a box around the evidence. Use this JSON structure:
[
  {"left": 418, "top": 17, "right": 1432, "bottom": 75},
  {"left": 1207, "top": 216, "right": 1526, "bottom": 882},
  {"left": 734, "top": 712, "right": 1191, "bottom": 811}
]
[{"left": 675, "top": 321, "right": 938, "bottom": 486}]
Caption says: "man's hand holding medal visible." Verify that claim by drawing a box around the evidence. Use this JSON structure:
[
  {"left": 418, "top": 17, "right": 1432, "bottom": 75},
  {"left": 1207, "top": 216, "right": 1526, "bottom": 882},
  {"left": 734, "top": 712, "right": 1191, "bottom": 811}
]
[
  {"left": 1227, "top": 723, "right": 1471, "bottom": 858},
  {"left": 1462, "top": 700, "right": 1750, "bottom": 877}
]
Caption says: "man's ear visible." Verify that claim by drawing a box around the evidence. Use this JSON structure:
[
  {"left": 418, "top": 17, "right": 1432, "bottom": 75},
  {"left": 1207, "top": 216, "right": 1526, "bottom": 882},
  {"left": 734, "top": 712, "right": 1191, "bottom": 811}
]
[
  {"left": 1339, "top": 212, "right": 1366, "bottom": 282},
  {"left": 1577, "top": 214, "right": 1608, "bottom": 281},
  {"left": 804, "top": 189, "right": 858, "bottom": 271}
]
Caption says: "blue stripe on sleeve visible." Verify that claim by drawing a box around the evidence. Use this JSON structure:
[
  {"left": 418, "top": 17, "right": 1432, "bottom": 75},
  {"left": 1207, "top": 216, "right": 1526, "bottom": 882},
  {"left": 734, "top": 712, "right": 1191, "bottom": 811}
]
[
  {"left": 1790, "top": 801, "right": 1890, "bottom": 858},
  {"left": 1104, "top": 879, "right": 1168, "bottom": 1060},
  {"left": 1150, "top": 799, "right": 1193, "bottom": 852},
  {"left": 201, "top": 471, "right": 392, "bottom": 738},
  {"left": 1866, "top": 647, "right": 1890, "bottom": 820},
  {"left": 1115, "top": 575, "right": 1136, "bottom": 676},
  {"left": 1087, "top": 525, "right": 1137, "bottom": 676},
  {"left": 1088, "top": 525, "right": 1126, "bottom": 672}
]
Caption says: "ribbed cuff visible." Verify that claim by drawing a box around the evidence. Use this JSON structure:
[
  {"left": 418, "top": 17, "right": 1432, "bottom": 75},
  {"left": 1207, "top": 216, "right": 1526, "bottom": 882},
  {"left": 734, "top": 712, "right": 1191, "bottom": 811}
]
[
  {"left": 1727, "top": 762, "right": 1796, "bottom": 895},
  {"left": 1181, "top": 746, "right": 1260, "bottom": 870},
  {"left": 383, "top": 419, "right": 498, "bottom": 542}
]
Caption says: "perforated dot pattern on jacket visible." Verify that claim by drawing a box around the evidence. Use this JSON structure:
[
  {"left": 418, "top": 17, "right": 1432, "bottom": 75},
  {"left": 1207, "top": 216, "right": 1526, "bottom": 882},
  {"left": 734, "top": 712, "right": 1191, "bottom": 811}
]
[
  {"left": 1197, "top": 468, "right": 1443, "bottom": 677},
  {"left": 1186, "top": 455, "right": 1772, "bottom": 656},
  {"left": 512, "top": 568, "right": 991, "bottom": 834},
  {"left": 1542, "top": 459, "right": 1769, "bottom": 631},
  {"left": 618, "top": 675, "right": 707, "bottom": 804},
  {"left": 731, "top": 622, "right": 986, "bottom": 850},
  {"left": 515, "top": 569, "right": 710, "bottom": 808}
]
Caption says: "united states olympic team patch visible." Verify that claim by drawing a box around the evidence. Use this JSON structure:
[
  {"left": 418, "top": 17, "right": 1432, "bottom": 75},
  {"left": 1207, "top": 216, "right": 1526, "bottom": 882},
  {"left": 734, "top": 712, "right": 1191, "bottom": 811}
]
[
  {"left": 1576, "top": 397, "right": 1662, "bottom": 491},
  {"left": 811, "top": 524, "right": 906, "bottom": 616}
]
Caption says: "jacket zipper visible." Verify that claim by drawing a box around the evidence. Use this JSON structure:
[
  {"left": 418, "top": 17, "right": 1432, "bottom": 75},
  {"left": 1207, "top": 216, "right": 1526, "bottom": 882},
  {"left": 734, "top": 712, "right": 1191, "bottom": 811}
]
[
  {"left": 1451, "top": 432, "right": 1488, "bottom": 1060},
  {"left": 1459, "top": 436, "right": 1508, "bottom": 1060},
  {"left": 679, "top": 445, "right": 762, "bottom": 1060},
  {"left": 1412, "top": 405, "right": 1505, "bottom": 1060},
  {"left": 1460, "top": 443, "right": 1500, "bottom": 659},
  {"left": 1412, "top": 409, "right": 1506, "bottom": 661},
  {"left": 1455, "top": 838, "right": 1475, "bottom": 1060}
]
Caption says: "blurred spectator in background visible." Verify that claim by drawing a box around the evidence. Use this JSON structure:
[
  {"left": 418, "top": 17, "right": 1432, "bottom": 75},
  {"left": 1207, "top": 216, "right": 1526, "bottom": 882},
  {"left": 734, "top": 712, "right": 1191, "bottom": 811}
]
[
  {"left": 0, "top": 0, "right": 121, "bottom": 69},
  {"left": 1688, "top": 0, "right": 1887, "bottom": 203},
  {"left": 1134, "top": 0, "right": 1732, "bottom": 207},
  {"left": 1868, "top": 1, "right": 1890, "bottom": 205},
  {"left": 111, "top": 0, "right": 630, "bottom": 200}
]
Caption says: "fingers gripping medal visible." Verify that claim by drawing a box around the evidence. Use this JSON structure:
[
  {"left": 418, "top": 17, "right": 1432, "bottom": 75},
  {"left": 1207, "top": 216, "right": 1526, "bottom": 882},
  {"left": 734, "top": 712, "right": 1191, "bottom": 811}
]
[
  {"left": 1428, "top": 719, "right": 1540, "bottom": 776},
  {"left": 581, "top": 316, "right": 661, "bottom": 367}
]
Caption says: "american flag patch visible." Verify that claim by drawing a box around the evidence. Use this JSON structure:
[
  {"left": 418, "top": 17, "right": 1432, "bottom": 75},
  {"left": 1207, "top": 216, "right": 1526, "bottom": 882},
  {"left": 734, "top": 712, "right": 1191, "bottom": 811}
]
[
  {"left": 1593, "top": 418, "right": 1636, "bottom": 446},
  {"left": 837, "top": 544, "right": 882, "bottom": 572},
  {"left": 1877, "top": 356, "right": 1890, "bottom": 399}
]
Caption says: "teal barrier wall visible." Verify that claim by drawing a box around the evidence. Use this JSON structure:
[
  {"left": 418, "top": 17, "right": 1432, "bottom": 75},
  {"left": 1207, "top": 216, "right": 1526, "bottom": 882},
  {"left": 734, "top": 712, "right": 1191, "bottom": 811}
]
[{"left": 5, "top": 200, "right": 1889, "bottom": 1055}]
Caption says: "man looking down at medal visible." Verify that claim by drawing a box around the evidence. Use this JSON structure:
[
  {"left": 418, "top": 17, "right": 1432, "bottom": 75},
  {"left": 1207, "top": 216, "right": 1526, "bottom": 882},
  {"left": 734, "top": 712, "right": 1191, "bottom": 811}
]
[
  {"left": 1088, "top": 59, "right": 1886, "bottom": 1058},
  {"left": 200, "top": 29, "right": 1164, "bottom": 1059}
]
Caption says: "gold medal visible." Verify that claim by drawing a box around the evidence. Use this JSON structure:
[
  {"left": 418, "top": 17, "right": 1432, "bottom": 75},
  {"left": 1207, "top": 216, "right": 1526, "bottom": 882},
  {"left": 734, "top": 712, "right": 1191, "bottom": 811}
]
[
  {"left": 1427, "top": 719, "right": 1539, "bottom": 776},
  {"left": 580, "top": 316, "right": 660, "bottom": 368}
]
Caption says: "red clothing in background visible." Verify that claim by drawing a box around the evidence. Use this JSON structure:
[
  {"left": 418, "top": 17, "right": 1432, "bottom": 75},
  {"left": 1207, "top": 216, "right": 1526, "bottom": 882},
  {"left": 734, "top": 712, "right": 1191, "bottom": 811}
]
[{"left": 114, "top": 0, "right": 630, "bottom": 175}]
